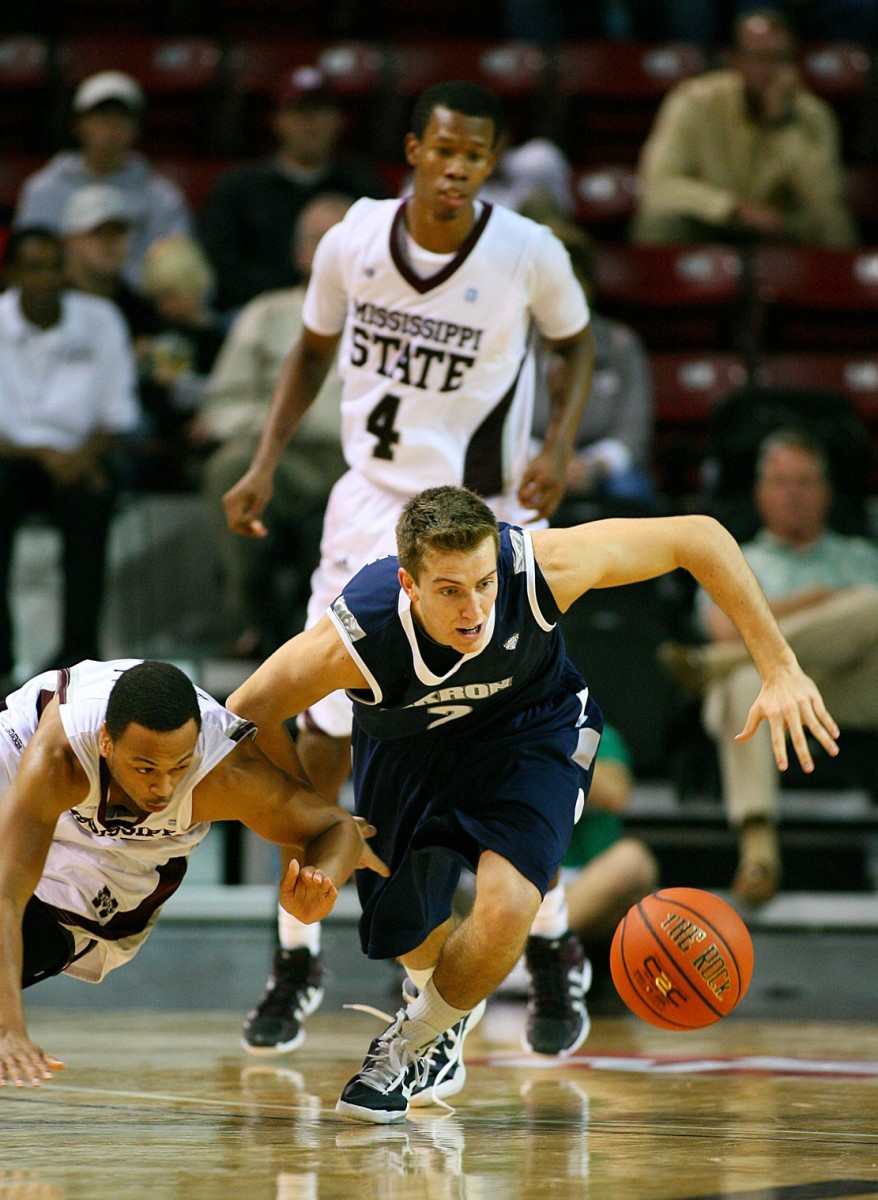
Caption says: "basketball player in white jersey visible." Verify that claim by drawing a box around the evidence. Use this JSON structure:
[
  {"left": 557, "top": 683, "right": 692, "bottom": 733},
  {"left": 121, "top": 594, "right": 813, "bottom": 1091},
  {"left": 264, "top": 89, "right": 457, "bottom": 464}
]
[
  {"left": 223, "top": 81, "right": 596, "bottom": 1056},
  {"left": 0, "top": 659, "right": 383, "bottom": 1088}
]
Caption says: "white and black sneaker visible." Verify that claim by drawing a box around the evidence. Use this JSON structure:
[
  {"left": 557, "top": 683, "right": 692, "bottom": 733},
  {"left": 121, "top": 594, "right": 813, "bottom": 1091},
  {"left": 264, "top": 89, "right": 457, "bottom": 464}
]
[
  {"left": 242, "top": 948, "right": 325, "bottom": 1055},
  {"left": 409, "top": 999, "right": 486, "bottom": 1108},
  {"left": 336, "top": 1009, "right": 429, "bottom": 1124},
  {"left": 523, "top": 931, "right": 592, "bottom": 1057}
]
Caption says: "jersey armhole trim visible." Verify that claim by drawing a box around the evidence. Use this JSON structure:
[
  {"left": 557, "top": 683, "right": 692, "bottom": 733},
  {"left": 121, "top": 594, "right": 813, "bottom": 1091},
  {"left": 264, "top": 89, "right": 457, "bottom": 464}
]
[
  {"left": 523, "top": 530, "right": 556, "bottom": 632},
  {"left": 327, "top": 605, "right": 384, "bottom": 707}
]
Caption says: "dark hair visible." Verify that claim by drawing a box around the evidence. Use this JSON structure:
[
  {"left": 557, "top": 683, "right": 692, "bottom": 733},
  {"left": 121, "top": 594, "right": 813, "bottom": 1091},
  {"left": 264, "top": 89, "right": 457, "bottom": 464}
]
[
  {"left": 756, "top": 427, "right": 830, "bottom": 481},
  {"left": 105, "top": 661, "right": 202, "bottom": 741},
  {"left": 4, "top": 225, "right": 63, "bottom": 271},
  {"left": 396, "top": 486, "right": 500, "bottom": 580},
  {"left": 410, "top": 81, "right": 504, "bottom": 147}
]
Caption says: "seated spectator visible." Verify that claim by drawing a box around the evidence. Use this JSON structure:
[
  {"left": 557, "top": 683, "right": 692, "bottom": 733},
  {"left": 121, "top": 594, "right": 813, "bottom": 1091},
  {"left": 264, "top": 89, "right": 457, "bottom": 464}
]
[
  {"left": 0, "top": 228, "right": 140, "bottom": 685},
  {"left": 476, "top": 135, "right": 575, "bottom": 216},
  {"left": 524, "top": 199, "right": 656, "bottom": 512},
  {"left": 664, "top": 427, "right": 878, "bottom": 904},
  {"left": 194, "top": 193, "right": 352, "bottom": 657},
  {"left": 632, "top": 8, "right": 858, "bottom": 247},
  {"left": 61, "top": 183, "right": 159, "bottom": 341},
  {"left": 199, "top": 66, "right": 386, "bottom": 315},
  {"left": 14, "top": 71, "right": 192, "bottom": 291}
]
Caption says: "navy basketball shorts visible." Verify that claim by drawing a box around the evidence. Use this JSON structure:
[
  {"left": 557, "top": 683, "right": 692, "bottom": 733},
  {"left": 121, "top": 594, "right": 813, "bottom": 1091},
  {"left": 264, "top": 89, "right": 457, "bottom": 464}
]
[{"left": 351, "top": 690, "right": 603, "bottom": 960}]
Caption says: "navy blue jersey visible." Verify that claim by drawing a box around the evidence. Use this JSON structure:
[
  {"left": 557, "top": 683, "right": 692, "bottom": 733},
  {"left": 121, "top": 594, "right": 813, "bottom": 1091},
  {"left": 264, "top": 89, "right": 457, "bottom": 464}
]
[
  {"left": 326, "top": 524, "right": 604, "bottom": 960},
  {"left": 328, "top": 524, "right": 574, "bottom": 740}
]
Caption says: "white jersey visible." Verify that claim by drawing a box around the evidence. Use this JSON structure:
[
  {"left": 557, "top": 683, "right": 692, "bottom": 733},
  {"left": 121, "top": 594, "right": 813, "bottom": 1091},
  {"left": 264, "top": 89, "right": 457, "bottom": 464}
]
[
  {"left": 303, "top": 197, "right": 589, "bottom": 499},
  {"left": 0, "top": 659, "right": 256, "bottom": 982}
]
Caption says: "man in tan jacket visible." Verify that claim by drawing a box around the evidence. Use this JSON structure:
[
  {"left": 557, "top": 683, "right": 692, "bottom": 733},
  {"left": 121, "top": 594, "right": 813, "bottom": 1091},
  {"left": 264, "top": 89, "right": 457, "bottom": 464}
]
[{"left": 632, "top": 8, "right": 858, "bottom": 247}]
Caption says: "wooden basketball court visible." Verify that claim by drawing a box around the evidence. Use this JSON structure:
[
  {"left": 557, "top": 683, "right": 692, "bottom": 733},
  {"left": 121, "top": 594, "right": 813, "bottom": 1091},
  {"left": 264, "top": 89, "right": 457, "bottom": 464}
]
[{"left": 4, "top": 1003, "right": 878, "bottom": 1199}]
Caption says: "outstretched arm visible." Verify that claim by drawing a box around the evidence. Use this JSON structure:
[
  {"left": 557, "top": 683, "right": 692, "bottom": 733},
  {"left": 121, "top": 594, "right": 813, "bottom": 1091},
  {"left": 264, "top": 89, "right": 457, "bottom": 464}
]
[
  {"left": 222, "top": 327, "right": 339, "bottom": 537},
  {"left": 533, "top": 514, "right": 840, "bottom": 772},
  {"left": 0, "top": 702, "right": 86, "bottom": 1087}
]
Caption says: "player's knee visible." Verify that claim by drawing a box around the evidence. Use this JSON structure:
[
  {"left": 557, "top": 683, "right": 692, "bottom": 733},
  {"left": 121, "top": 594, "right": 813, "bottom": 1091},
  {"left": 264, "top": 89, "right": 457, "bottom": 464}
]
[{"left": 473, "top": 851, "right": 541, "bottom": 939}]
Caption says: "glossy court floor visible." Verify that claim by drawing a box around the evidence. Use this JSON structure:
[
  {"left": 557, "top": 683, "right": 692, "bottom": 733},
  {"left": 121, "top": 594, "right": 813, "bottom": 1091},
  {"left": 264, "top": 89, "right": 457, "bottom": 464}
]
[{"left": 3, "top": 999, "right": 878, "bottom": 1200}]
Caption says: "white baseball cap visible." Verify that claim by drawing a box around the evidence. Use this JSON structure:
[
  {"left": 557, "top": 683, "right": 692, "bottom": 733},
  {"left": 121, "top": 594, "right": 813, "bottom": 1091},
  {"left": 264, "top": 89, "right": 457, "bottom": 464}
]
[
  {"left": 61, "top": 184, "right": 132, "bottom": 236},
  {"left": 73, "top": 70, "right": 144, "bottom": 115}
]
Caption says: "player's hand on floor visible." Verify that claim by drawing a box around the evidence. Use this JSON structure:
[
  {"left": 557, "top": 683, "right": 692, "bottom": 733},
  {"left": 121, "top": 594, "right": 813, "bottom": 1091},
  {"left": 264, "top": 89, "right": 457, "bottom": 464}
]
[
  {"left": 279, "top": 859, "right": 338, "bottom": 923},
  {"left": 353, "top": 817, "right": 390, "bottom": 876},
  {"left": 0, "top": 1030, "right": 65, "bottom": 1088},
  {"left": 736, "top": 664, "right": 840, "bottom": 772}
]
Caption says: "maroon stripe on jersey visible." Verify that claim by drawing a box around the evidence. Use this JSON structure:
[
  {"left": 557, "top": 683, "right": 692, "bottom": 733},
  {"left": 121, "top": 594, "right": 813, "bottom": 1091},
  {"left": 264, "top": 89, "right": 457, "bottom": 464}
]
[
  {"left": 462, "top": 357, "right": 525, "bottom": 497},
  {"left": 41, "top": 855, "right": 188, "bottom": 942},
  {"left": 228, "top": 718, "right": 258, "bottom": 743},
  {"left": 390, "top": 200, "right": 493, "bottom": 294}
]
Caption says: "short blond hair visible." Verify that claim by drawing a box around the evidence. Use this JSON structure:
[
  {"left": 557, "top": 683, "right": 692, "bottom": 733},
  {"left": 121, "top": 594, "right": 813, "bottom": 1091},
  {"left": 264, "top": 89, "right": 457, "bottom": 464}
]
[{"left": 142, "top": 234, "right": 215, "bottom": 299}]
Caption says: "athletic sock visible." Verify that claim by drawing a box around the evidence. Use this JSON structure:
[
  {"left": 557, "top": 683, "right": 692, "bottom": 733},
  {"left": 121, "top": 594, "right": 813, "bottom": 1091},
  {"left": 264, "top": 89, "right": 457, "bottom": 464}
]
[
  {"left": 278, "top": 905, "right": 321, "bottom": 955},
  {"left": 528, "top": 880, "right": 570, "bottom": 940}
]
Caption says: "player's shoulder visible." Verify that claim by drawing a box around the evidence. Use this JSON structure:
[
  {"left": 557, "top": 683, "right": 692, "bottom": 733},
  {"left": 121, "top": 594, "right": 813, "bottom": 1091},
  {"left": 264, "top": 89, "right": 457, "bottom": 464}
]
[{"left": 335, "top": 554, "right": 401, "bottom": 635}]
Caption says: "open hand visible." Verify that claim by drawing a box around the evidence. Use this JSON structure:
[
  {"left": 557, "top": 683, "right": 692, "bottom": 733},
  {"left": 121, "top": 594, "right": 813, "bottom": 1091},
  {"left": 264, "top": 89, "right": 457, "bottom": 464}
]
[
  {"left": 0, "top": 1030, "right": 65, "bottom": 1088},
  {"left": 736, "top": 663, "right": 840, "bottom": 772}
]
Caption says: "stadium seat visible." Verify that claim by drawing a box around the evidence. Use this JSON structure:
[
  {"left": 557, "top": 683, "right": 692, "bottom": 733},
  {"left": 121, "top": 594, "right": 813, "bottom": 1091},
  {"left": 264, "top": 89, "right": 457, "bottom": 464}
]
[
  {"left": 756, "top": 352, "right": 878, "bottom": 488},
  {"left": 0, "top": 36, "right": 53, "bottom": 153},
  {"left": 56, "top": 36, "right": 224, "bottom": 155},
  {"left": 224, "top": 39, "right": 386, "bottom": 156},
  {"left": 593, "top": 244, "right": 746, "bottom": 352},
  {"left": 555, "top": 41, "right": 707, "bottom": 163},
  {"left": 153, "top": 158, "right": 236, "bottom": 215},
  {"left": 801, "top": 42, "right": 872, "bottom": 162},
  {"left": 0, "top": 155, "right": 43, "bottom": 224},
  {"left": 844, "top": 163, "right": 878, "bottom": 243},
  {"left": 214, "top": 0, "right": 329, "bottom": 40},
  {"left": 572, "top": 164, "right": 639, "bottom": 240},
  {"left": 753, "top": 246, "right": 878, "bottom": 352},
  {"left": 649, "top": 351, "right": 750, "bottom": 496}
]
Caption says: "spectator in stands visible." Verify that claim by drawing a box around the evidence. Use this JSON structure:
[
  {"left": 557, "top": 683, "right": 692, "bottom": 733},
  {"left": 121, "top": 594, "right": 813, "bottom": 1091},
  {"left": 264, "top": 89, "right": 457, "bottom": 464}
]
[
  {"left": 193, "top": 192, "right": 351, "bottom": 658},
  {"left": 14, "top": 71, "right": 192, "bottom": 291},
  {"left": 61, "top": 183, "right": 159, "bottom": 342},
  {"left": 0, "top": 228, "right": 140, "bottom": 686},
  {"left": 199, "top": 65, "right": 385, "bottom": 315},
  {"left": 632, "top": 8, "right": 858, "bottom": 247},
  {"left": 665, "top": 428, "right": 878, "bottom": 905},
  {"left": 480, "top": 135, "right": 575, "bottom": 216},
  {"left": 524, "top": 198, "right": 656, "bottom": 512},
  {"left": 133, "top": 235, "right": 226, "bottom": 490}
]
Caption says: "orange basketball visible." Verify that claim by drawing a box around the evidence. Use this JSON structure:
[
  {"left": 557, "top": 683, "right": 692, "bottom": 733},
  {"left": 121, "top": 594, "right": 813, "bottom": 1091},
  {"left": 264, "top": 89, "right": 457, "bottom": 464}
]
[{"left": 610, "top": 887, "right": 754, "bottom": 1030}]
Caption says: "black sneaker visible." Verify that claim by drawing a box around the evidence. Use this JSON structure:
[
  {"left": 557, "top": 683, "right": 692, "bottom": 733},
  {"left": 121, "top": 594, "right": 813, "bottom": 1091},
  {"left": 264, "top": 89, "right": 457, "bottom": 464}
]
[
  {"left": 336, "top": 1009, "right": 429, "bottom": 1124},
  {"left": 241, "top": 948, "right": 325, "bottom": 1055},
  {"left": 523, "top": 931, "right": 592, "bottom": 1057},
  {"left": 409, "top": 999, "right": 486, "bottom": 1108}
]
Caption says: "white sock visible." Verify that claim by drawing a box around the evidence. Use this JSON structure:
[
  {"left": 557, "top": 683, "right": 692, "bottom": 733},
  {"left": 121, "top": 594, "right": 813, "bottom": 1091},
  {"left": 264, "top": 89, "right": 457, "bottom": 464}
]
[
  {"left": 278, "top": 904, "right": 321, "bottom": 955},
  {"left": 405, "top": 966, "right": 435, "bottom": 993},
  {"left": 528, "top": 881, "right": 569, "bottom": 940},
  {"left": 401, "top": 978, "right": 471, "bottom": 1050}
]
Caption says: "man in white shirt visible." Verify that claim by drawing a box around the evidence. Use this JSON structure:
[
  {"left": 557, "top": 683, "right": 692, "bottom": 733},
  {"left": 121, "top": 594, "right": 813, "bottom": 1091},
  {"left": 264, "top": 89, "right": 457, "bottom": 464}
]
[{"left": 0, "top": 226, "right": 141, "bottom": 685}]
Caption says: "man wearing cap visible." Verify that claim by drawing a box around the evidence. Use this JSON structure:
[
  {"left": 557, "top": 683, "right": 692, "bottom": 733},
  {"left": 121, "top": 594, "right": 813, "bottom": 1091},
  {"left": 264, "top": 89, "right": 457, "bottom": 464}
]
[
  {"left": 200, "top": 65, "right": 385, "bottom": 314},
  {"left": 14, "top": 71, "right": 191, "bottom": 291},
  {"left": 62, "top": 184, "right": 159, "bottom": 342}
]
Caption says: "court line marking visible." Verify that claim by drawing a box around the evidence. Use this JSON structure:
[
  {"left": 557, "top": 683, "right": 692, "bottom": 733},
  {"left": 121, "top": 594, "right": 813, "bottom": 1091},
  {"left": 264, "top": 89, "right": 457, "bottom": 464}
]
[{"left": 472, "top": 1052, "right": 878, "bottom": 1078}]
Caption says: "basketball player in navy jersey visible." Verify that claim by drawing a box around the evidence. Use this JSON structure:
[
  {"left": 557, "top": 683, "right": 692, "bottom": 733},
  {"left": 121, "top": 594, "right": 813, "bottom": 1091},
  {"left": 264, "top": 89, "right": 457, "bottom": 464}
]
[
  {"left": 228, "top": 485, "right": 839, "bottom": 1123},
  {"left": 223, "top": 81, "right": 596, "bottom": 1058}
]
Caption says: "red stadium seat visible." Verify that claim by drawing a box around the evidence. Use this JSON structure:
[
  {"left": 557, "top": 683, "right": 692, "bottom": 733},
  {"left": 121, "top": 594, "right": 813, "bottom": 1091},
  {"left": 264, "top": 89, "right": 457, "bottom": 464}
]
[
  {"left": 572, "top": 164, "right": 639, "bottom": 240},
  {"left": 56, "top": 36, "right": 224, "bottom": 155},
  {"left": 593, "top": 244, "right": 746, "bottom": 351},
  {"left": 844, "top": 163, "right": 878, "bottom": 243},
  {"left": 0, "top": 156, "right": 43, "bottom": 223},
  {"left": 753, "top": 246, "right": 878, "bottom": 351},
  {"left": 0, "top": 37, "right": 53, "bottom": 153},
  {"left": 801, "top": 42, "right": 873, "bottom": 162},
  {"left": 214, "top": 0, "right": 328, "bottom": 39},
  {"left": 556, "top": 41, "right": 707, "bottom": 163},
  {"left": 649, "top": 351, "right": 750, "bottom": 494}
]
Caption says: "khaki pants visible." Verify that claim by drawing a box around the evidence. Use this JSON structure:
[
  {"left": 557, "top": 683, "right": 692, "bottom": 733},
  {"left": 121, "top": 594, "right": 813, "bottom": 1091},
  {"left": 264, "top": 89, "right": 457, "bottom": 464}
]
[{"left": 701, "top": 586, "right": 878, "bottom": 826}]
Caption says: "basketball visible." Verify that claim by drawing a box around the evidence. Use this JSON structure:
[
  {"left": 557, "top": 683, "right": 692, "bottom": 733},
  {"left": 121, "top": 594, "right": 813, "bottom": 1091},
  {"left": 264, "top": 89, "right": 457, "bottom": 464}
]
[{"left": 610, "top": 887, "right": 754, "bottom": 1030}]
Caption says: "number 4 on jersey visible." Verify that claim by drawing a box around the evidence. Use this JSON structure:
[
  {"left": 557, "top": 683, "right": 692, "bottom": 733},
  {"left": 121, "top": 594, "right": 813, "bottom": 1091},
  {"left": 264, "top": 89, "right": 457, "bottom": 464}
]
[{"left": 366, "top": 393, "right": 401, "bottom": 460}]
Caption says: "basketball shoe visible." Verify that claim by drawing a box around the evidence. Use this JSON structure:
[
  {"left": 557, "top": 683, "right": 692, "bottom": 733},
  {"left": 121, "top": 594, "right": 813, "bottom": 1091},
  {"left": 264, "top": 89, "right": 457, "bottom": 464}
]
[
  {"left": 409, "top": 999, "right": 487, "bottom": 1107},
  {"left": 336, "top": 1009, "right": 430, "bottom": 1124},
  {"left": 241, "top": 947, "right": 325, "bottom": 1055},
  {"left": 523, "top": 931, "right": 592, "bottom": 1056}
]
